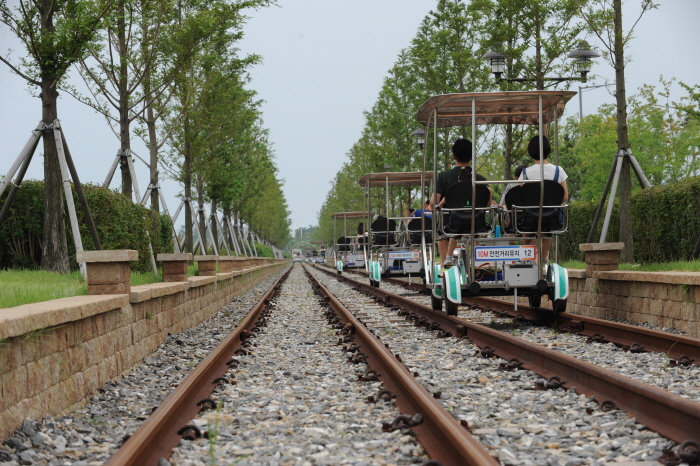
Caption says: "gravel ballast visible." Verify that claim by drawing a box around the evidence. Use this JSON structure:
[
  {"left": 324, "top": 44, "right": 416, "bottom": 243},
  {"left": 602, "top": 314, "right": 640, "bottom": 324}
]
[{"left": 307, "top": 266, "right": 677, "bottom": 465}]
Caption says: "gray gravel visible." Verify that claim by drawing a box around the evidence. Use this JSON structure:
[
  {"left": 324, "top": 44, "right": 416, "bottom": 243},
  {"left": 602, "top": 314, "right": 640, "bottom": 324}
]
[
  {"left": 169, "top": 264, "right": 427, "bottom": 466},
  {"left": 308, "top": 266, "right": 677, "bottom": 465},
  {"left": 0, "top": 268, "right": 289, "bottom": 466},
  {"left": 353, "top": 269, "right": 700, "bottom": 405}
]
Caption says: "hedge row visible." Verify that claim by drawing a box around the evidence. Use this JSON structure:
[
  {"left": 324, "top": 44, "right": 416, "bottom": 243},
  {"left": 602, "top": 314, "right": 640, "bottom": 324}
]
[
  {"left": 0, "top": 181, "right": 173, "bottom": 272},
  {"left": 558, "top": 176, "right": 700, "bottom": 263}
]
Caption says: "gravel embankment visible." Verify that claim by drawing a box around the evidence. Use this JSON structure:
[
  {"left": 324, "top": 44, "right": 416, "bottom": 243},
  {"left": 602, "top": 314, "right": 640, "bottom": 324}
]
[
  {"left": 308, "top": 266, "right": 676, "bottom": 466},
  {"left": 0, "top": 269, "right": 289, "bottom": 466},
  {"left": 170, "top": 264, "right": 427, "bottom": 466}
]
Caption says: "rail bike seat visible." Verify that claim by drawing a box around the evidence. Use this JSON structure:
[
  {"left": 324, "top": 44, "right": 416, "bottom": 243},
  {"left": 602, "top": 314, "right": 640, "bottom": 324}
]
[
  {"left": 439, "top": 182, "right": 492, "bottom": 235},
  {"left": 336, "top": 237, "right": 353, "bottom": 252},
  {"left": 370, "top": 217, "right": 398, "bottom": 247},
  {"left": 501, "top": 185, "right": 521, "bottom": 234},
  {"left": 513, "top": 180, "right": 566, "bottom": 233},
  {"left": 406, "top": 217, "right": 433, "bottom": 245}
]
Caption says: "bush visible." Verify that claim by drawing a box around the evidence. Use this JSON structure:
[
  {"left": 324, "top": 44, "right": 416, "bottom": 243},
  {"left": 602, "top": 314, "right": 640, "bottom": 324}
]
[
  {"left": 0, "top": 181, "right": 174, "bottom": 272},
  {"left": 559, "top": 176, "right": 700, "bottom": 263},
  {"left": 253, "top": 242, "right": 274, "bottom": 258}
]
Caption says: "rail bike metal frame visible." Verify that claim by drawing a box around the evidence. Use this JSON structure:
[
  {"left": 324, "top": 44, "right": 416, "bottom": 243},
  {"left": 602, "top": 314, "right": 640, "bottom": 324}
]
[
  {"left": 358, "top": 172, "right": 435, "bottom": 285},
  {"left": 416, "top": 91, "right": 574, "bottom": 311},
  {"left": 331, "top": 211, "right": 372, "bottom": 272}
]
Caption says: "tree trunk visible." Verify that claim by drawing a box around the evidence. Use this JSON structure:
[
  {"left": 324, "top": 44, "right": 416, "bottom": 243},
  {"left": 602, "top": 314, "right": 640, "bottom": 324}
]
[
  {"left": 211, "top": 198, "right": 218, "bottom": 251},
  {"left": 196, "top": 174, "right": 207, "bottom": 252},
  {"left": 40, "top": 80, "right": 70, "bottom": 273},
  {"left": 117, "top": 0, "right": 133, "bottom": 199},
  {"left": 184, "top": 118, "right": 193, "bottom": 254},
  {"left": 504, "top": 123, "right": 513, "bottom": 180},
  {"left": 614, "top": 0, "right": 633, "bottom": 262}
]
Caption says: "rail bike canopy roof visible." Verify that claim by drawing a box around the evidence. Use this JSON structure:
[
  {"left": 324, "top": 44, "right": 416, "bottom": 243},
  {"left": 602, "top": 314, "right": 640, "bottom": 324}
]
[
  {"left": 417, "top": 90, "right": 576, "bottom": 128},
  {"left": 331, "top": 211, "right": 373, "bottom": 220},
  {"left": 358, "top": 171, "right": 435, "bottom": 188}
]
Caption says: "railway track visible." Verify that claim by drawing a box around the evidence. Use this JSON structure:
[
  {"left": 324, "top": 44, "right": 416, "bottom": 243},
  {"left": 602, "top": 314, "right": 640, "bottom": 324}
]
[
  {"left": 4, "top": 263, "right": 700, "bottom": 465},
  {"left": 312, "top": 264, "right": 700, "bottom": 464},
  {"left": 331, "top": 264, "right": 700, "bottom": 368}
]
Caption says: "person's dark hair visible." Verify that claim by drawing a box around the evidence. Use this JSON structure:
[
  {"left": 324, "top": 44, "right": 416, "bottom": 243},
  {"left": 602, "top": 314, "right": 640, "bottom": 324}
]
[
  {"left": 527, "top": 135, "right": 551, "bottom": 160},
  {"left": 457, "top": 166, "right": 473, "bottom": 182},
  {"left": 408, "top": 208, "right": 415, "bottom": 215},
  {"left": 452, "top": 138, "right": 473, "bottom": 164},
  {"left": 514, "top": 164, "right": 527, "bottom": 178},
  {"left": 357, "top": 223, "right": 364, "bottom": 235}
]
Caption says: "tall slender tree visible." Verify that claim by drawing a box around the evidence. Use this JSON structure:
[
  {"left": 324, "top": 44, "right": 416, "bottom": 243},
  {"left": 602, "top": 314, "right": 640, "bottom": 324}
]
[{"left": 0, "top": 0, "right": 111, "bottom": 272}]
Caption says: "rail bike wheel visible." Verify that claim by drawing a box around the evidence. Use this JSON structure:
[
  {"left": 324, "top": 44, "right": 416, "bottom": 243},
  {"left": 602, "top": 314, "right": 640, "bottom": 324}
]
[
  {"left": 553, "top": 299, "right": 567, "bottom": 313},
  {"left": 431, "top": 293, "right": 442, "bottom": 311}
]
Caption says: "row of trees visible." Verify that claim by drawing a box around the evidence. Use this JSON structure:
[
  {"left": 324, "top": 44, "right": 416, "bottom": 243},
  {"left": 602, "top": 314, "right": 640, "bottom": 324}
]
[
  {"left": 315, "top": 0, "right": 699, "bottom": 262},
  {"left": 0, "top": 0, "right": 291, "bottom": 272}
]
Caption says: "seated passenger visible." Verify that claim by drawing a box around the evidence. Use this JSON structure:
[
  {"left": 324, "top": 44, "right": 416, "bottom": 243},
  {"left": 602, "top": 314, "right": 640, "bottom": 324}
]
[
  {"left": 517, "top": 135, "right": 569, "bottom": 261},
  {"left": 430, "top": 138, "right": 492, "bottom": 268},
  {"left": 412, "top": 201, "right": 433, "bottom": 219},
  {"left": 499, "top": 165, "right": 527, "bottom": 206}
]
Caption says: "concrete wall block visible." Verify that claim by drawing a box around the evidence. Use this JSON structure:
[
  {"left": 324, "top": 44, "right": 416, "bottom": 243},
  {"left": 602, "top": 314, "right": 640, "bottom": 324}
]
[
  {"left": 83, "top": 338, "right": 104, "bottom": 368},
  {"left": 680, "top": 302, "right": 698, "bottom": 322},
  {"left": 86, "top": 262, "right": 130, "bottom": 285},
  {"left": 2, "top": 366, "right": 27, "bottom": 408},
  {"left": 649, "top": 299, "right": 664, "bottom": 316},
  {"left": 82, "top": 365, "right": 100, "bottom": 397}
]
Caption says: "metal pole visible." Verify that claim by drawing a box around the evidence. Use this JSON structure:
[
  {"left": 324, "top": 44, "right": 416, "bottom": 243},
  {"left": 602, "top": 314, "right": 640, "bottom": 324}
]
[
  {"left": 126, "top": 150, "right": 142, "bottom": 203},
  {"left": 53, "top": 123, "right": 86, "bottom": 278},
  {"left": 103, "top": 154, "right": 120, "bottom": 188},
  {"left": 60, "top": 131, "right": 103, "bottom": 250},
  {"left": 586, "top": 156, "right": 618, "bottom": 244},
  {"left": 628, "top": 151, "right": 652, "bottom": 188},
  {"left": 600, "top": 150, "right": 625, "bottom": 243},
  {"left": 0, "top": 144, "right": 35, "bottom": 226},
  {"left": 579, "top": 85, "right": 583, "bottom": 120},
  {"left": 0, "top": 125, "right": 42, "bottom": 197}
]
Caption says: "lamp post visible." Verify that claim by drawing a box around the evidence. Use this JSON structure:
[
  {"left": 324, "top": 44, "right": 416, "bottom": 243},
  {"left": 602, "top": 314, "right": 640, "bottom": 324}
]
[
  {"left": 579, "top": 82, "right": 616, "bottom": 120},
  {"left": 411, "top": 128, "right": 426, "bottom": 151},
  {"left": 483, "top": 41, "right": 601, "bottom": 86}
]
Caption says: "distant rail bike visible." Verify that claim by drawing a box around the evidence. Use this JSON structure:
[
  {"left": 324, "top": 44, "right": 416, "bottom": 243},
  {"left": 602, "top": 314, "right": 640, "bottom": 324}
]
[
  {"left": 357, "top": 172, "right": 435, "bottom": 287},
  {"left": 331, "top": 211, "right": 372, "bottom": 273}
]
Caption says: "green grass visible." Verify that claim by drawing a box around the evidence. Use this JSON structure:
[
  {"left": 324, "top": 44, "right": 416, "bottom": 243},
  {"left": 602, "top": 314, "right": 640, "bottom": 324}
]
[
  {"left": 0, "top": 267, "right": 177, "bottom": 308},
  {"left": 560, "top": 259, "right": 700, "bottom": 272},
  {"left": 0, "top": 269, "right": 87, "bottom": 309}
]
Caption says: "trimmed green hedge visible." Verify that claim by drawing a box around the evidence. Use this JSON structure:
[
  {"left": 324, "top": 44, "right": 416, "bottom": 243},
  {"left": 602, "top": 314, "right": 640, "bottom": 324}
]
[
  {"left": 0, "top": 181, "right": 173, "bottom": 272},
  {"left": 559, "top": 176, "right": 700, "bottom": 263}
]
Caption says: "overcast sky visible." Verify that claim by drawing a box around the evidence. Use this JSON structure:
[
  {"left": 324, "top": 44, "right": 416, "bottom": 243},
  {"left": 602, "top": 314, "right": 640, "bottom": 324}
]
[{"left": 1, "top": 0, "right": 698, "bottom": 237}]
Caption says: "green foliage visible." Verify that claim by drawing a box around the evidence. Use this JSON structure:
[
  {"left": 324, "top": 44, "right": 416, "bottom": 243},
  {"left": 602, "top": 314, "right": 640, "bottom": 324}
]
[
  {"left": 0, "top": 181, "right": 173, "bottom": 272},
  {"left": 558, "top": 176, "right": 700, "bottom": 263},
  {"left": 253, "top": 242, "right": 274, "bottom": 258}
]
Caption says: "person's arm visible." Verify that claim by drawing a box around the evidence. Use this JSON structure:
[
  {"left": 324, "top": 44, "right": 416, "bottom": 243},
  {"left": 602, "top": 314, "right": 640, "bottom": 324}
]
[{"left": 561, "top": 180, "right": 569, "bottom": 202}]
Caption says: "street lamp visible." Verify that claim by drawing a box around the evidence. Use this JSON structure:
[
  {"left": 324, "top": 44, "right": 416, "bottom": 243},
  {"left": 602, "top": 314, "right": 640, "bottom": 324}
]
[
  {"left": 483, "top": 40, "right": 601, "bottom": 84},
  {"left": 411, "top": 128, "right": 426, "bottom": 150}
]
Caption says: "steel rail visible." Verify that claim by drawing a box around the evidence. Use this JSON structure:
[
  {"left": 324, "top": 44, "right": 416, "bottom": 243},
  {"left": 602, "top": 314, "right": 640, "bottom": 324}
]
[
  {"left": 313, "top": 264, "right": 700, "bottom": 446},
  {"left": 106, "top": 267, "right": 291, "bottom": 466},
  {"left": 333, "top": 265, "right": 700, "bottom": 367},
  {"left": 304, "top": 266, "right": 499, "bottom": 466}
]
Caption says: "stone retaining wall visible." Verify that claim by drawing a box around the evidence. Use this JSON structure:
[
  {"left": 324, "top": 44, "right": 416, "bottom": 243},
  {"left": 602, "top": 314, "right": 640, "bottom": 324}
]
[
  {"left": 566, "top": 269, "right": 700, "bottom": 337},
  {"left": 0, "top": 260, "right": 290, "bottom": 439}
]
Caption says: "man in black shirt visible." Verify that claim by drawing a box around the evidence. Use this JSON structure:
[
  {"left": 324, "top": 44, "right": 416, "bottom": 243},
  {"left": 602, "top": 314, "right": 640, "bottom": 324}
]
[{"left": 430, "top": 138, "right": 491, "bottom": 267}]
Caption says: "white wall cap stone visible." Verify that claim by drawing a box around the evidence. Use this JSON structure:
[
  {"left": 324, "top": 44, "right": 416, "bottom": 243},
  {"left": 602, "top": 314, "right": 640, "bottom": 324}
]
[
  {"left": 157, "top": 253, "right": 192, "bottom": 261},
  {"left": 579, "top": 242, "right": 625, "bottom": 252},
  {"left": 193, "top": 255, "right": 219, "bottom": 261},
  {"left": 76, "top": 250, "right": 138, "bottom": 262}
]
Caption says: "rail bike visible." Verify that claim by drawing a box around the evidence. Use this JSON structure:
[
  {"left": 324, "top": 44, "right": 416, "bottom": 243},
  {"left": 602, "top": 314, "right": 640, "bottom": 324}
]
[
  {"left": 331, "top": 211, "right": 371, "bottom": 273},
  {"left": 357, "top": 172, "right": 435, "bottom": 288},
  {"left": 416, "top": 90, "right": 572, "bottom": 315}
]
